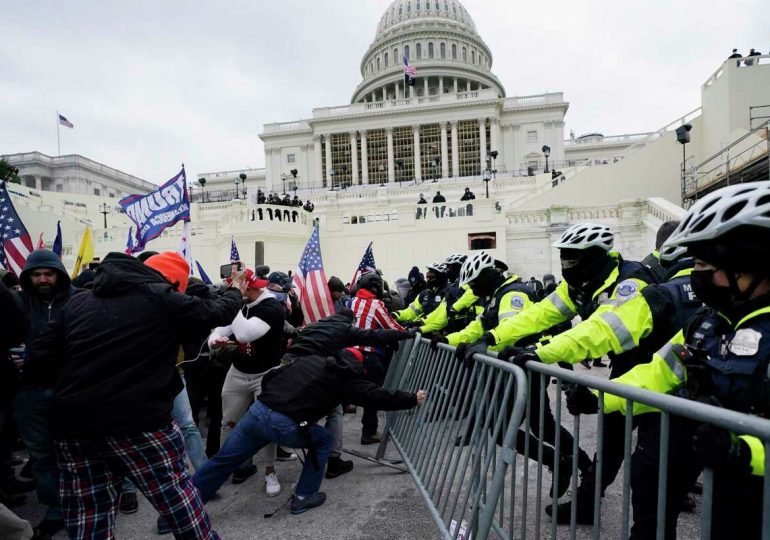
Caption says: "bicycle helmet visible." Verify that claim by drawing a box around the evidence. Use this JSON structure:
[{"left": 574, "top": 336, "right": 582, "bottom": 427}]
[
  {"left": 445, "top": 253, "right": 467, "bottom": 265},
  {"left": 426, "top": 262, "right": 448, "bottom": 274},
  {"left": 459, "top": 251, "right": 494, "bottom": 286},
  {"left": 658, "top": 243, "right": 687, "bottom": 264},
  {"left": 553, "top": 223, "right": 614, "bottom": 252}
]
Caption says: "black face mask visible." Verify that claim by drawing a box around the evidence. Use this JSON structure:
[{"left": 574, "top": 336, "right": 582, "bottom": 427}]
[
  {"left": 469, "top": 267, "right": 501, "bottom": 298},
  {"left": 561, "top": 254, "right": 610, "bottom": 289},
  {"left": 690, "top": 269, "right": 734, "bottom": 312}
]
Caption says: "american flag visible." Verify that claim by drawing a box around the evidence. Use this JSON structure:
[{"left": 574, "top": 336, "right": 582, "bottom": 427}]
[
  {"left": 230, "top": 237, "right": 240, "bottom": 262},
  {"left": 58, "top": 114, "right": 74, "bottom": 129},
  {"left": 0, "top": 182, "right": 34, "bottom": 277},
  {"left": 350, "top": 241, "right": 376, "bottom": 288},
  {"left": 37, "top": 232, "right": 45, "bottom": 250},
  {"left": 403, "top": 54, "right": 417, "bottom": 86},
  {"left": 293, "top": 224, "right": 334, "bottom": 324},
  {"left": 177, "top": 221, "right": 193, "bottom": 275},
  {"left": 124, "top": 226, "right": 135, "bottom": 255}
]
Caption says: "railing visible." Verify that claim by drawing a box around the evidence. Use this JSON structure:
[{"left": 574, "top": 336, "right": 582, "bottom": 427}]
[
  {"left": 702, "top": 54, "right": 770, "bottom": 91},
  {"left": 262, "top": 121, "right": 311, "bottom": 134},
  {"left": 378, "top": 338, "right": 770, "bottom": 539},
  {"left": 682, "top": 119, "right": 770, "bottom": 205},
  {"left": 564, "top": 132, "right": 653, "bottom": 147}
]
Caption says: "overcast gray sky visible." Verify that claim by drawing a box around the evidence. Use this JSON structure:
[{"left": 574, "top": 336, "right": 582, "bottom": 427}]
[{"left": 1, "top": 0, "right": 767, "bottom": 185}]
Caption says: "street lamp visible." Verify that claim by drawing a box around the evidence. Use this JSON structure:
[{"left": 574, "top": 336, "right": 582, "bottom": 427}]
[
  {"left": 483, "top": 168, "right": 492, "bottom": 198},
  {"left": 239, "top": 173, "right": 247, "bottom": 199},
  {"left": 99, "top": 203, "right": 110, "bottom": 229},
  {"left": 281, "top": 173, "right": 287, "bottom": 195},
  {"left": 542, "top": 145, "right": 551, "bottom": 173},
  {"left": 676, "top": 123, "right": 693, "bottom": 195},
  {"left": 188, "top": 182, "right": 195, "bottom": 203},
  {"left": 489, "top": 150, "right": 498, "bottom": 178},
  {"left": 377, "top": 164, "right": 386, "bottom": 187},
  {"left": 290, "top": 168, "right": 299, "bottom": 197},
  {"left": 329, "top": 170, "right": 336, "bottom": 191},
  {"left": 198, "top": 177, "right": 206, "bottom": 202},
  {"left": 340, "top": 165, "right": 348, "bottom": 189},
  {"left": 395, "top": 159, "right": 404, "bottom": 186},
  {"left": 233, "top": 177, "right": 240, "bottom": 199}
]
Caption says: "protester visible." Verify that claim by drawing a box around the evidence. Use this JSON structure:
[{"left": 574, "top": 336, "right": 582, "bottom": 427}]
[
  {"left": 13, "top": 249, "right": 75, "bottom": 539},
  {"left": 207, "top": 269, "right": 287, "bottom": 495},
  {"left": 327, "top": 276, "right": 349, "bottom": 313},
  {"left": 192, "top": 346, "right": 425, "bottom": 514},
  {"left": 23, "top": 252, "right": 246, "bottom": 540}
]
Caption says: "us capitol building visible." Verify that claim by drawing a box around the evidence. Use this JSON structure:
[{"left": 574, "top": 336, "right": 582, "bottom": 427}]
[{"left": 5, "top": 0, "right": 769, "bottom": 282}]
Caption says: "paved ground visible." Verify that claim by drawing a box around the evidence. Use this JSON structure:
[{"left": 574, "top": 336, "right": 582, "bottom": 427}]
[{"left": 13, "top": 409, "right": 439, "bottom": 540}]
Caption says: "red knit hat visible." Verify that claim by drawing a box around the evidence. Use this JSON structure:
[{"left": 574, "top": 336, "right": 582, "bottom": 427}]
[
  {"left": 244, "top": 268, "right": 269, "bottom": 290},
  {"left": 343, "top": 347, "right": 364, "bottom": 363},
  {"left": 145, "top": 252, "right": 190, "bottom": 293}
]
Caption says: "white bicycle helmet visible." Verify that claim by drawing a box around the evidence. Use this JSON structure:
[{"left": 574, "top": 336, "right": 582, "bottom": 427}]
[
  {"left": 445, "top": 253, "right": 467, "bottom": 265},
  {"left": 665, "top": 182, "right": 770, "bottom": 248},
  {"left": 553, "top": 223, "right": 614, "bottom": 252},
  {"left": 658, "top": 242, "right": 687, "bottom": 264},
  {"left": 459, "top": 251, "right": 494, "bottom": 285},
  {"left": 426, "top": 262, "right": 448, "bottom": 274}
]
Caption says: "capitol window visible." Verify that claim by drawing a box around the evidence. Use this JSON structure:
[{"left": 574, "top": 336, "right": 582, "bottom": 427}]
[
  {"left": 416, "top": 43, "right": 422, "bottom": 59},
  {"left": 428, "top": 42, "right": 434, "bottom": 58},
  {"left": 377, "top": 57, "right": 380, "bottom": 70},
  {"left": 404, "top": 45, "right": 410, "bottom": 60},
  {"left": 527, "top": 130, "right": 538, "bottom": 142},
  {"left": 452, "top": 44, "right": 457, "bottom": 59},
  {"left": 462, "top": 47, "right": 467, "bottom": 61},
  {"left": 287, "top": 154, "right": 295, "bottom": 164},
  {"left": 384, "top": 52, "right": 389, "bottom": 67},
  {"left": 440, "top": 42, "right": 446, "bottom": 58},
  {"left": 471, "top": 50, "right": 475, "bottom": 64},
  {"left": 394, "top": 47, "right": 398, "bottom": 61}
]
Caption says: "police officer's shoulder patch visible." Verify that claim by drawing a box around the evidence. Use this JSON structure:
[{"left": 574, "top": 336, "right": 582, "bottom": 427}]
[
  {"left": 614, "top": 280, "right": 639, "bottom": 299},
  {"left": 510, "top": 295, "right": 525, "bottom": 309},
  {"left": 729, "top": 328, "right": 762, "bottom": 356}
]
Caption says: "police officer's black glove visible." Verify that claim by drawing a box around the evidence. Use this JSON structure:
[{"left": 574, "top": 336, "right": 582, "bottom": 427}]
[
  {"left": 402, "top": 321, "right": 421, "bottom": 329},
  {"left": 498, "top": 346, "right": 522, "bottom": 362},
  {"left": 455, "top": 341, "right": 486, "bottom": 369},
  {"left": 692, "top": 424, "right": 752, "bottom": 475},
  {"left": 565, "top": 384, "right": 599, "bottom": 415},
  {"left": 430, "top": 334, "right": 448, "bottom": 351},
  {"left": 379, "top": 329, "right": 413, "bottom": 342}
]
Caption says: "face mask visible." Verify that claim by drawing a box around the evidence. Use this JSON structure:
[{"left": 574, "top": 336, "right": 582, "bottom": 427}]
[
  {"left": 689, "top": 269, "right": 734, "bottom": 312},
  {"left": 469, "top": 268, "right": 498, "bottom": 298},
  {"left": 561, "top": 254, "right": 609, "bottom": 289}
]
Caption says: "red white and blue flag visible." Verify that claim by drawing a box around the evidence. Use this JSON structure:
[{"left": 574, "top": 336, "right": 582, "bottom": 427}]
[
  {"left": 293, "top": 224, "right": 334, "bottom": 324},
  {"left": 230, "top": 237, "right": 240, "bottom": 262},
  {"left": 52, "top": 221, "right": 63, "bottom": 258},
  {"left": 350, "top": 241, "right": 376, "bottom": 288},
  {"left": 0, "top": 182, "right": 35, "bottom": 277},
  {"left": 404, "top": 55, "right": 417, "bottom": 86},
  {"left": 58, "top": 114, "right": 74, "bottom": 129},
  {"left": 177, "top": 222, "right": 193, "bottom": 274}
]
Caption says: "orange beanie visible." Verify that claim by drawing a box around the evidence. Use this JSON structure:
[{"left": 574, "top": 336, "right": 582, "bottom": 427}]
[{"left": 145, "top": 252, "right": 190, "bottom": 293}]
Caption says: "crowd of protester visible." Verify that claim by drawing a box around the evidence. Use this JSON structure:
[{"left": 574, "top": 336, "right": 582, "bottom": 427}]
[
  {"left": 256, "top": 190, "right": 314, "bottom": 212},
  {"left": 2, "top": 181, "right": 770, "bottom": 538}
]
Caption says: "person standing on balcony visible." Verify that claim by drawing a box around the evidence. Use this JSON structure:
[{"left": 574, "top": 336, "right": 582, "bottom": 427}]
[{"left": 728, "top": 48, "right": 742, "bottom": 67}]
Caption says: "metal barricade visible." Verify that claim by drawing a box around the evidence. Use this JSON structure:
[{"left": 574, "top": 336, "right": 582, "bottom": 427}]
[
  {"left": 377, "top": 337, "right": 770, "bottom": 540},
  {"left": 376, "top": 336, "right": 528, "bottom": 539}
]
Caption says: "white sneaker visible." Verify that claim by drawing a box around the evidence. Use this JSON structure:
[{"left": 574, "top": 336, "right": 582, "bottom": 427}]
[{"left": 265, "top": 472, "right": 281, "bottom": 497}]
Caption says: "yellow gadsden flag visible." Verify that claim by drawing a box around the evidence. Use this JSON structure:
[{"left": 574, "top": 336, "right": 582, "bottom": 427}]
[{"left": 71, "top": 226, "right": 94, "bottom": 278}]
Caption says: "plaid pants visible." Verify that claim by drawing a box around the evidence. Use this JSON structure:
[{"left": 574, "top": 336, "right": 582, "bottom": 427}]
[{"left": 55, "top": 422, "right": 219, "bottom": 540}]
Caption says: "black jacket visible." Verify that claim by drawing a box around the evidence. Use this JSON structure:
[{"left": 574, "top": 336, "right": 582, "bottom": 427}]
[
  {"left": 0, "top": 282, "right": 28, "bottom": 406},
  {"left": 283, "top": 309, "right": 407, "bottom": 361},
  {"left": 260, "top": 351, "right": 417, "bottom": 424},
  {"left": 26, "top": 252, "right": 243, "bottom": 437},
  {"left": 227, "top": 295, "right": 286, "bottom": 374},
  {"left": 18, "top": 249, "right": 75, "bottom": 354}
]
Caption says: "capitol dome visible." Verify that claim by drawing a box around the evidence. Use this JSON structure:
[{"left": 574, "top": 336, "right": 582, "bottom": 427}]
[{"left": 351, "top": 0, "right": 505, "bottom": 103}]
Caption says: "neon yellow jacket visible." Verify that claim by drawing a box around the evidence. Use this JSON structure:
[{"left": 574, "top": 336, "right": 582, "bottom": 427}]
[
  {"left": 604, "top": 306, "right": 770, "bottom": 476},
  {"left": 533, "top": 269, "right": 693, "bottom": 364},
  {"left": 446, "top": 275, "right": 534, "bottom": 350},
  {"left": 395, "top": 287, "right": 446, "bottom": 323},
  {"left": 488, "top": 256, "right": 649, "bottom": 348},
  {"left": 418, "top": 285, "right": 479, "bottom": 333}
]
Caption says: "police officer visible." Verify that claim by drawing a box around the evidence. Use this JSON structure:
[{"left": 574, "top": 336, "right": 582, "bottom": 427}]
[
  {"left": 487, "top": 223, "right": 655, "bottom": 512},
  {"left": 419, "top": 253, "right": 483, "bottom": 336},
  {"left": 396, "top": 263, "right": 449, "bottom": 325},
  {"left": 518, "top": 242, "right": 701, "bottom": 525},
  {"left": 640, "top": 220, "right": 681, "bottom": 283},
  {"left": 568, "top": 182, "right": 770, "bottom": 538}
]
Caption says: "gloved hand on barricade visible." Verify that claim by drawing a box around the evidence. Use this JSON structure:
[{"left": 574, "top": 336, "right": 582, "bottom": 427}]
[
  {"left": 430, "top": 334, "right": 448, "bottom": 351},
  {"left": 455, "top": 334, "right": 495, "bottom": 369},
  {"left": 565, "top": 384, "right": 599, "bottom": 415},
  {"left": 692, "top": 423, "right": 752, "bottom": 475},
  {"left": 498, "top": 346, "right": 539, "bottom": 370}
]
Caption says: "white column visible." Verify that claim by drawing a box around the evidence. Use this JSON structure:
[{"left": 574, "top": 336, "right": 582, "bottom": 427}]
[
  {"left": 313, "top": 136, "right": 323, "bottom": 187},
  {"left": 264, "top": 148, "right": 274, "bottom": 191},
  {"left": 324, "top": 135, "right": 332, "bottom": 185},
  {"left": 440, "top": 122, "right": 449, "bottom": 179},
  {"left": 490, "top": 117, "right": 500, "bottom": 169},
  {"left": 453, "top": 77, "right": 458, "bottom": 93},
  {"left": 439, "top": 77, "right": 444, "bottom": 95},
  {"left": 361, "top": 130, "right": 369, "bottom": 184},
  {"left": 466, "top": 80, "right": 471, "bottom": 91},
  {"left": 479, "top": 118, "right": 487, "bottom": 173},
  {"left": 512, "top": 123, "right": 521, "bottom": 173},
  {"left": 386, "top": 128, "right": 395, "bottom": 183},
  {"left": 382, "top": 86, "right": 387, "bottom": 101},
  {"left": 301, "top": 143, "right": 310, "bottom": 189},
  {"left": 413, "top": 125, "right": 422, "bottom": 181},
  {"left": 451, "top": 121, "right": 459, "bottom": 179},
  {"left": 35, "top": 177, "right": 42, "bottom": 191},
  {"left": 350, "top": 131, "right": 359, "bottom": 185},
  {"left": 423, "top": 78, "right": 429, "bottom": 96}
]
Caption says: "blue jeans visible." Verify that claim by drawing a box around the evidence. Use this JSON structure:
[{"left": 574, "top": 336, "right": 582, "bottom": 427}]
[
  {"left": 193, "top": 401, "right": 332, "bottom": 501},
  {"left": 13, "top": 388, "right": 62, "bottom": 521},
  {"left": 123, "top": 381, "right": 207, "bottom": 495}
]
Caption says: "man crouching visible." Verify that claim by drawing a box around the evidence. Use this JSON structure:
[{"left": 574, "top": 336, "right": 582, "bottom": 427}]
[{"left": 192, "top": 347, "right": 425, "bottom": 514}]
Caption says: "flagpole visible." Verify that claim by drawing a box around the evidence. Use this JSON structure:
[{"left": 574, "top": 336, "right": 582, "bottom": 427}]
[{"left": 56, "top": 110, "right": 61, "bottom": 156}]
